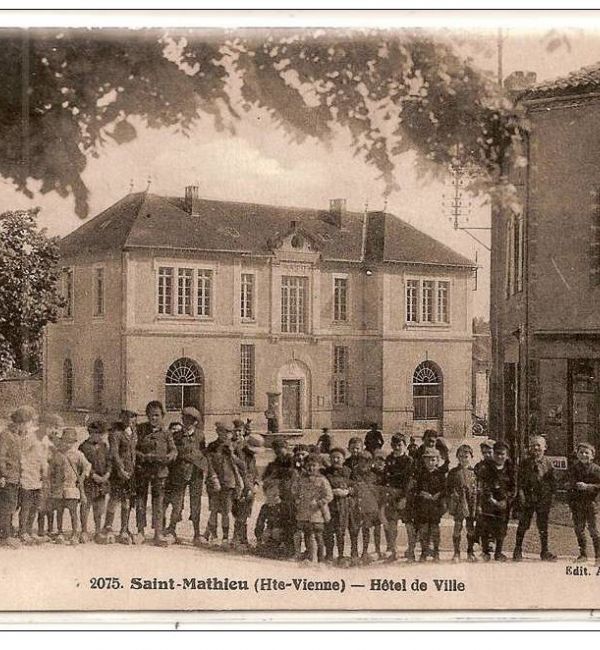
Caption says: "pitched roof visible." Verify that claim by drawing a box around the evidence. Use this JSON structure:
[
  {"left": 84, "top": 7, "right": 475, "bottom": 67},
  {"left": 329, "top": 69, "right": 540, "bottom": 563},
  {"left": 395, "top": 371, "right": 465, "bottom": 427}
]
[
  {"left": 523, "top": 62, "right": 600, "bottom": 101},
  {"left": 60, "top": 192, "right": 474, "bottom": 268}
]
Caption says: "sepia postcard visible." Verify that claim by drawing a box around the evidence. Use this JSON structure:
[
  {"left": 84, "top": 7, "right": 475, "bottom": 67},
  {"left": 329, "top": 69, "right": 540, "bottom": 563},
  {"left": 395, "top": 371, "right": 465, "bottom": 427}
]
[{"left": 1, "top": 8, "right": 600, "bottom": 616}]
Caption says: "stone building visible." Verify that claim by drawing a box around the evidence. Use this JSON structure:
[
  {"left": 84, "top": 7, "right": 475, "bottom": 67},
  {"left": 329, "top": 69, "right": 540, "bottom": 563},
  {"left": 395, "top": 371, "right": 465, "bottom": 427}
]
[
  {"left": 44, "top": 188, "right": 475, "bottom": 435},
  {"left": 491, "top": 67, "right": 600, "bottom": 459}
]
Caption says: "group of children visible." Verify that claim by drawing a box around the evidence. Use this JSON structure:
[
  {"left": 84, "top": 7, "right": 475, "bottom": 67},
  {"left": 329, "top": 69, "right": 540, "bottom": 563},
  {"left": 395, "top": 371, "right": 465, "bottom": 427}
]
[{"left": 1, "top": 404, "right": 600, "bottom": 565}]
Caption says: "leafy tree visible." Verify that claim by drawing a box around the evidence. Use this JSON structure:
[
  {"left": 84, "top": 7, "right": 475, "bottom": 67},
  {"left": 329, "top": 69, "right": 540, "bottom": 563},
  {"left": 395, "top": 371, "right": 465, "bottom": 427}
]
[
  {"left": 0, "top": 209, "right": 64, "bottom": 374},
  {"left": 0, "top": 27, "right": 523, "bottom": 218}
]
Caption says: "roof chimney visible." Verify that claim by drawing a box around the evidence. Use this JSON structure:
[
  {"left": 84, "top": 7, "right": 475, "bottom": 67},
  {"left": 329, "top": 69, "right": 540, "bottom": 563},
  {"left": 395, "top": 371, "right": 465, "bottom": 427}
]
[
  {"left": 184, "top": 185, "right": 200, "bottom": 216},
  {"left": 329, "top": 198, "right": 347, "bottom": 228},
  {"left": 503, "top": 70, "right": 537, "bottom": 97}
]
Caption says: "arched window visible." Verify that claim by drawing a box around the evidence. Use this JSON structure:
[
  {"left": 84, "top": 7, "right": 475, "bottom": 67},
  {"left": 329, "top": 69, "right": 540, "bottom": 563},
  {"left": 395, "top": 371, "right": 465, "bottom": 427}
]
[
  {"left": 413, "top": 361, "right": 443, "bottom": 420},
  {"left": 93, "top": 359, "right": 104, "bottom": 411},
  {"left": 165, "top": 358, "right": 203, "bottom": 412},
  {"left": 63, "top": 358, "right": 73, "bottom": 408}
]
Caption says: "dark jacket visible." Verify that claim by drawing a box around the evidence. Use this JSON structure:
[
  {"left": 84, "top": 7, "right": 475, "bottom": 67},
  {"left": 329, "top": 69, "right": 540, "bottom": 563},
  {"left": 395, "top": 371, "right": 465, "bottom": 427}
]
[
  {"left": 477, "top": 459, "right": 516, "bottom": 519},
  {"left": 567, "top": 460, "right": 600, "bottom": 509},
  {"left": 384, "top": 453, "right": 413, "bottom": 495},
  {"left": 135, "top": 423, "right": 176, "bottom": 479},
  {"left": 109, "top": 428, "right": 137, "bottom": 482},
  {"left": 409, "top": 466, "right": 447, "bottom": 524},
  {"left": 446, "top": 465, "right": 477, "bottom": 519},
  {"left": 0, "top": 427, "right": 22, "bottom": 485},
  {"left": 263, "top": 454, "right": 296, "bottom": 505},
  {"left": 79, "top": 438, "right": 111, "bottom": 497},
  {"left": 205, "top": 440, "right": 247, "bottom": 495},
  {"left": 518, "top": 456, "right": 556, "bottom": 507},
  {"left": 364, "top": 429, "right": 384, "bottom": 454},
  {"left": 168, "top": 427, "right": 207, "bottom": 487}
]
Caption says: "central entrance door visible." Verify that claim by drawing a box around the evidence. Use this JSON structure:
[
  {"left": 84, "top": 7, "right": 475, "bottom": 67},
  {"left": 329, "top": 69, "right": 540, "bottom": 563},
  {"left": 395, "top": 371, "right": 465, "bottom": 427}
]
[{"left": 282, "top": 379, "right": 301, "bottom": 429}]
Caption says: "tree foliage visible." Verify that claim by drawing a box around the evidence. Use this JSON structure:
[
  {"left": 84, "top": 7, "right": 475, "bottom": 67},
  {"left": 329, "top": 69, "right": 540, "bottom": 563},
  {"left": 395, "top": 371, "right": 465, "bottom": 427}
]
[
  {"left": 0, "top": 209, "right": 65, "bottom": 374},
  {"left": 0, "top": 27, "right": 524, "bottom": 218}
]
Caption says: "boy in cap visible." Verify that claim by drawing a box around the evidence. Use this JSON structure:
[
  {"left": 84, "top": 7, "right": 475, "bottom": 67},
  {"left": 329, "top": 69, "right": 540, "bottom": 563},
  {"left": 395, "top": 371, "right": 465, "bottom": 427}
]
[
  {"left": 446, "top": 444, "right": 478, "bottom": 562},
  {"left": 344, "top": 437, "right": 364, "bottom": 476},
  {"left": 348, "top": 450, "right": 380, "bottom": 565},
  {"left": 79, "top": 420, "right": 112, "bottom": 542},
  {"left": 36, "top": 413, "right": 64, "bottom": 540},
  {"left": 134, "top": 401, "right": 177, "bottom": 546},
  {"left": 254, "top": 478, "right": 283, "bottom": 552},
  {"left": 165, "top": 406, "right": 207, "bottom": 545},
  {"left": 263, "top": 438, "right": 296, "bottom": 555},
  {"left": 323, "top": 447, "right": 351, "bottom": 564},
  {"left": 0, "top": 406, "right": 37, "bottom": 548},
  {"left": 409, "top": 447, "right": 447, "bottom": 562},
  {"left": 364, "top": 423, "right": 384, "bottom": 456},
  {"left": 513, "top": 435, "right": 557, "bottom": 562},
  {"left": 383, "top": 433, "right": 414, "bottom": 561},
  {"left": 316, "top": 427, "right": 332, "bottom": 455},
  {"left": 415, "top": 430, "right": 450, "bottom": 474},
  {"left": 232, "top": 427, "right": 260, "bottom": 549},
  {"left": 292, "top": 444, "right": 310, "bottom": 472},
  {"left": 567, "top": 441, "right": 600, "bottom": 564},
  {"left": 204, "top": 422, "right": 248, "bottom": 546},
  {"left": 476, "top": 440, "right": 515, "bottom": 561},
  {"left": 474, "top": 440, "right": 494, "bottom": 477},
  {"left": 291, "top": 453, "right": 333, "bottom": 563},
  {"left": 104, "top": 420, "right": 137, "bottom": 543},
  {"left": 48, "top": 427, "right": 91, "bottom": 544}
]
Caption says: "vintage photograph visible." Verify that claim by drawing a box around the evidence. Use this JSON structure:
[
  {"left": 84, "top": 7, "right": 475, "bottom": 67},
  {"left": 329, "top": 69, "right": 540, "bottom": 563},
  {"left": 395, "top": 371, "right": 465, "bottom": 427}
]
[{"left": 1, "top": 9, "right": 600, "bottom": 614}]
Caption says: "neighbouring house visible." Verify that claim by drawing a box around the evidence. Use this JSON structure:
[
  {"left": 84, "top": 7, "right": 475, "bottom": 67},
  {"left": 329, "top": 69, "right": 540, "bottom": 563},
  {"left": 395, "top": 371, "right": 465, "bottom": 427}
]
[
  {"left": 44, "top": 187, "right": 475, "bottom": 436},
  {"left": 491, "top": 67, "right": 600, "bottom": 460}
]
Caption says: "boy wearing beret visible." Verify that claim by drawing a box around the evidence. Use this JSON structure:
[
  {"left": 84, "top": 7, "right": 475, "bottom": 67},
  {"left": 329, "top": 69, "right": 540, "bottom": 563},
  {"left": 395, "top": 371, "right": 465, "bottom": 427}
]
[
  {"left": 446, "top": 444, "right": 478, "bottom": 562},
  {"left": 567, "top": 441, "right": 600, "bottom": 564},
  {"left": 513, "top": 435, "right": 557, "bottom": 562}
]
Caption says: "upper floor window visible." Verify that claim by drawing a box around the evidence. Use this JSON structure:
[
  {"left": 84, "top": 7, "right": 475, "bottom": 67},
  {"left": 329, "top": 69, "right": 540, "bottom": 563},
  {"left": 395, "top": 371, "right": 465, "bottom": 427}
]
[
  {"left": 333, "top": 345, "right": 349, "bottom": 405},
  {"left": 157, "top": 265, "right": 213, "bottom": 318},
  {"left": 505, "top": 212, "right": 524, "bottom": 298},
  {"left": 62, "top": 267, "right": 74, "bottom": 319},
  {"left": 92, "top": 358, "right": 104, "bottom": 411},
  {"left": 240, "top": 273, "right": 255, "bottom": 321},
  {"left": 406, "top": 279, "right": 450, "bottom": 325},
  {"left": 240, "top": 344, "right": 255, "bottom": 408},
  {"left": 333, "top": 276, "right": 348, "bottom": 322},
  {"left": 281, "top": 275, "right": 308, "bottom": 334},
  {"left": 93, "top": 267, "right": 105, "bottom": 317}
]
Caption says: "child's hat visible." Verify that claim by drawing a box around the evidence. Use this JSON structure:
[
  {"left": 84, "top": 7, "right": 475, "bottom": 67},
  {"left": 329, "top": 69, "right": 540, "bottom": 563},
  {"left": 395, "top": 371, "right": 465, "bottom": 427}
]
[
  {"left": 493, "top": 440, "right": 510, "bottom": 453},
  {"left": 348, "top": 436, "right": 363, "bottom": 446},
  {"left": 422, "top": 447, "right": 440, "bottom": 458},
  {"left": 232, "top": 418, "right": 245, "bottom": 429},
  {"left": 246, "top": 432, "right": 265, "bottom": 448},
  {"left": 456, "top": 443, "right": 473, "bottom": 457},
  {"left": 61, "top": 428, "right": 79, "bottom": 444},
  {"left": 10, "top": 405, "right": 37, "bottom": 424},
  {"left": 40, "top": 413, "right": 64, "bottom": 428},
  {"left": 391, "top": 433, "right": 408, "bottom": 445},
  {"left": 329, "top": 446, "right": 346, "bottom": 457},
  {"left": 479, "top": 439, "right": 494, "bottom": 450},
  {"left": 182, "top": 406, "right": 201, "bottom": 421},
  {"left": 88, "top": 419, "right": 109, "bottom": 434},
  {"left": 577, "top": 441, "right": 596, "bottom": 454}
]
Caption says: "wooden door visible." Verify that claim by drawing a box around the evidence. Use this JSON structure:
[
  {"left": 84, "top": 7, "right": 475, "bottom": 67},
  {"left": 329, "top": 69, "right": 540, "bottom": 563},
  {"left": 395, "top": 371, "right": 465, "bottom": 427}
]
[{"left": 282, "top": 379, "right": 301, "bottom": 429}]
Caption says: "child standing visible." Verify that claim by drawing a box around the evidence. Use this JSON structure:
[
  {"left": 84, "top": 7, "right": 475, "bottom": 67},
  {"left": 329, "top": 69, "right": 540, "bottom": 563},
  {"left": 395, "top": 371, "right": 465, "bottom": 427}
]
[
  {"left": 232, "top": 429, "right": 259, "bottom": 549},
  {"left": 476, "top": 440, "right": 515, "bottom": 562},
  {"left": 79, "top": 420, "right": 111, "bottom": 542},
  {"left": 323, "top": 447, "right": 351, "bottom": 564},
  {"left": 513, "top": 435, "right": 557, "bottom": 562},
  {"left": 383, "top": 433, "right": 414, "bottom": 561},
  {"left": 0, "top": 406, "right": 37, "bottom": 548},
  {"left": 48, "top": 428, "right": 91, "bottom": 544},
  {"left": 364, "top": 423, "right": 384, "bottom": 456},
  {"left": 410, "top": 447, "right": 446, "bottom": 562},
  {"left": 316, "top": 428, "right": 332, "bottom": 454},
  {"left": 19, "top": 410, "right": 47, "bottom": 544},
  {"left": 344, "top": 437, "right": 364, "bottom": 475},
  {"left": 446, "top": 444, "right": 478, "bottom": 562},
  {"left": 371, "top": 449, "right": 387, "bottom": 559},
  {"left": 104, "top": 420, "right": 137, "bottom": 544},
  {"left": 291, "top": 453, "right": 333, "bottom": 563},
  {"left": 567, "top": 441, "right": 600, "bottom": 564},
  {"left": 36, "top": 413, "right": 63, "bottom": 540},
  {"left": 348, "top": 451, "right": 380, "bottom": 565},
  {"left": 254, "top": 479, "right": 283, "bottom": 551}
]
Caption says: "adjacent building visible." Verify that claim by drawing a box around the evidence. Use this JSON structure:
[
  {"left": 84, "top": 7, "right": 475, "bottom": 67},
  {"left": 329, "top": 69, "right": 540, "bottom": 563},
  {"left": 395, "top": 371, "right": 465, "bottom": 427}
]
[
  {"left": 491, "top": 67, "right": 600, "bottom": 459},
  {"left": 44, "top": 188, "right": 475, "bottom": 435}
]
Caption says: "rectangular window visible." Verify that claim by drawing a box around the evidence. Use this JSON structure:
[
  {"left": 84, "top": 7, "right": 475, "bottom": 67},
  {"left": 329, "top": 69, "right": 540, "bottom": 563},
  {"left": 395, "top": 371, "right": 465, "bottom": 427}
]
[
  {"left": 505, "top": 219, "right": 515, "bottom": 298},
  {"left": 515, "top": 216, "right": 524, "bottom": 293},
  {"left": 62, "top": 267, "right": 74, "bottom": 319},
  {"left": 437, "top": 281, "right": 449, "bottom": 323},
  {"left": 240, "top": 344, "right": 255, "bottom": 408},
  {"left": 93, "top": 267, "right": 105, "bottom": 317},
  {"left": 422, "top": 280, "right": 434, "bottom": 322},
  {"left": 281, "top": 276, "right": 308, "bottom": 333},
  {"left": 158, "top": 267, "right": 174, "bottom": 315},
  {"left": 240, "top": 273, "right": 255, "bottom": 321},
  {"left": 333, "top": 345, "right": 349, "bottom": 405},
  {"left": 197, "top": 269, "right": 213, "bottom": 317},
  {"left": 406, "top": 279, "right": 419, "bottom": 323},
  {"left": 177, "top": 268, "right": 193, "bottom": 316},
  {"left": 333, "top": 277, "right": 348, "bottom": 322}
]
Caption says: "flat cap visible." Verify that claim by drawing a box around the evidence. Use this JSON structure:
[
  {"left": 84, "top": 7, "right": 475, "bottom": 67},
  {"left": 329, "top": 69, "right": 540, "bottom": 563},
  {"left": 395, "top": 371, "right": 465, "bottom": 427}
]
[{"left": 182, "top": 406, "right": 201, "bottom": 421}]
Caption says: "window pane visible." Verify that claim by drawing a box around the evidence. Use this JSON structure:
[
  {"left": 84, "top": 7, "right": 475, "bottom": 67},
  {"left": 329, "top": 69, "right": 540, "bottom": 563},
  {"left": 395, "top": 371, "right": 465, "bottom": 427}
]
[
  {"left": 182, "top": 384, "right": 202, "bottom": 410},
  {"left": 177, "top": 268, "right": 193, "bottom": 315},
  {"left": 93, "top": 268, "right": 104, "bottom": 316},
  {"left": 422, "top": 281, "right": 434, "bottom": 322},
  {"left": 241, "top": 273, "right": 254, "bottom": 320},
  {"left": 406, "top": 279, "right": 418, "bottom": 323},
  {"left": 334, "top": 277, "right": 348, "bottom": 321},
  {"left": 165, "top": 385, "right": 181, "bottom": 412},
  {"left": 437, "top": 281, "right": 449, "bottom": 323},
  {"left": 197, "top": 270, "right": 212, "bottom": 317},
  {"left": 281, "top": 276, "right": 308, "bottom": 333},
  {"left": 158, "top": 267, "right": 173, "bottom": 315},
  {"left": 240, "top": 344, "right": 255, "bottom": 407}
]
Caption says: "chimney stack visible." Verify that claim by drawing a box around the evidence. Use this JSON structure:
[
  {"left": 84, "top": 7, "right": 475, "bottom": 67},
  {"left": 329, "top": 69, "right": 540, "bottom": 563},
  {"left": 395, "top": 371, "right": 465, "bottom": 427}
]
[
  {"left": 329, "top": 198, "right": 347, "bottom": 228},
  {"left": 503, "top": 70, "right": 537, "bottom": 97},
  {"left": 184, "top": 185, "right": 200, "bottom": 216}
]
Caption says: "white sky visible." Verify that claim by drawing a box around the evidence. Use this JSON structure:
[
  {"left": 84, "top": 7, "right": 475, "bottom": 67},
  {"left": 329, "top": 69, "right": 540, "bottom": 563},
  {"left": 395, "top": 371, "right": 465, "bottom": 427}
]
[{"left": 2, "top": 17, "right": 600, "bottom": 319}]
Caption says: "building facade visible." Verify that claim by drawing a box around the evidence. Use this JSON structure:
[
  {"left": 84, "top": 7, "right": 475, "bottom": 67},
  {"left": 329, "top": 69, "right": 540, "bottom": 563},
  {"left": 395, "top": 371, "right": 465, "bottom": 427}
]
[
  {"left": 44, "top": 188, "right": 475, "bottom": 435},
  {"left": 491, "top": 68, "right": 600, "bottom": 459}
]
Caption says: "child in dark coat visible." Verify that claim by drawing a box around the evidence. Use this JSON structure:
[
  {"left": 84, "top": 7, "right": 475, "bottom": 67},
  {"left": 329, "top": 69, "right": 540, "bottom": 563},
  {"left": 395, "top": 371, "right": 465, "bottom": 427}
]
[
  {"left": 348, "top": 451, "right": 380, "bottom": 565},
  {"left": 323, "top": 447, "right": 351, "bottom": 564},
  {"left": 446, "top": 444, "right": 478, "bottom": 562},
  {"left": 567, "top": 441, "right": 600, "bottom": 564},
  {"left": 513, "top": 435, "right": 557, "bottom": 562},
  {"left": 410, "top": 447, "right": 446, "bottom": 562}
]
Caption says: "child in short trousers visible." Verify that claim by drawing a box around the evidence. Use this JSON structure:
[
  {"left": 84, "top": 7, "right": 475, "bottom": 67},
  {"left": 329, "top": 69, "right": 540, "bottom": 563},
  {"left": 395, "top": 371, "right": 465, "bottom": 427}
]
[
  {"left": 348, "top": 451, "right": 380, "bottom": 565},
  {"left": 291, "top": 453, "right": 333, "bottom": 563},
  {"left": 446, "top": 444, "right": 478, "bottom": 562},
  {"left": 79, "top": 420, "right": 111, "bottom": 542},
  {"left": 567, "top": 441, "right": 600, "bottom": 565},
  {"left": 36, "top": 413, "right": 64, "bottom": 540},
  {"left": 254, "top": 479, "right": 283, "bottom": 550},
  {"left": 323, "top": 447, "right": 351, "bottom": 564}
]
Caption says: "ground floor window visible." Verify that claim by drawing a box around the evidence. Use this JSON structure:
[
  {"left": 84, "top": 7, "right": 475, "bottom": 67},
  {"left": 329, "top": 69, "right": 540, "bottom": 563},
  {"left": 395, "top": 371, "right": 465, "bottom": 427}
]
[
  {"left": 413, "top": 361, "right": 443, "bottom": 420},
  {"left": 165, "top": 357, "right": 203, "bottom": 412},
  {"left": 63, "top": 358, "right": 73, "bottom": 408},
  {"left": 569, "top": 359, "right": 599, "bottom": 452},
  {"left": 92, "top": 359, "right": 104, "bottom": 411}
]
